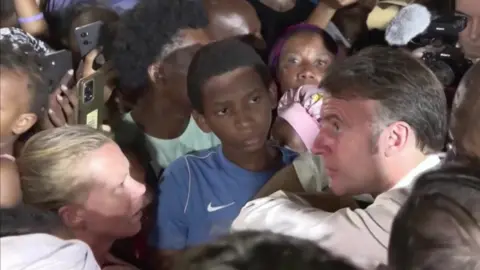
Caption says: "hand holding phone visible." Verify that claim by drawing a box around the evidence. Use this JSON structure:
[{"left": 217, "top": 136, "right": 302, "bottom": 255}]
[{"left": 40, "top": 70, "right": 79, "bottom": 129}]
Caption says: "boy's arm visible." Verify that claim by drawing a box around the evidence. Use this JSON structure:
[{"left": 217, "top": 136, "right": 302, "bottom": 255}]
[{"left": 148, "top": 163, "right": 190, "bottom": 270}]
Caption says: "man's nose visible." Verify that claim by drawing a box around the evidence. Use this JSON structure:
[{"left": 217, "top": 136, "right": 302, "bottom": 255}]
[{"left": 311, "top": 131, "right": 334, "bottom": 156}]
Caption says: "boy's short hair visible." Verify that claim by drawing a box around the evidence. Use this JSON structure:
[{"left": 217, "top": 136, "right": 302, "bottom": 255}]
[
  {"left": 174, "top": 231, "right": 360, "bottom": 270},
  {"left": 0, "top": 40, "right": 49, "bottom": 116},
  {"left": 187, "top": 38, "right": 270, "bottom": 114},
  {"left": 389, "top": 164, "right": 480, "bottom": 270},
  {"left": 0, "top": 204, "right": 63, "bottom": 238}
]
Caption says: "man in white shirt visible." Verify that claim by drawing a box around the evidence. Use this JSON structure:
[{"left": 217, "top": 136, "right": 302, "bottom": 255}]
[{"left": 231, "top": 47, "right": 448, "bottom": 268}]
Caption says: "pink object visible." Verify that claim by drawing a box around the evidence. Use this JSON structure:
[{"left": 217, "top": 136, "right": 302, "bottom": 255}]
[{"left": 277, "top": 85, "right": 325, "bottom": 150}]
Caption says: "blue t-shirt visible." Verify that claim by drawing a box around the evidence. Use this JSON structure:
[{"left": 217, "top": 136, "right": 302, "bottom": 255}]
[{"left": 149, "top": 145, "right": 297, "bottom": 250}]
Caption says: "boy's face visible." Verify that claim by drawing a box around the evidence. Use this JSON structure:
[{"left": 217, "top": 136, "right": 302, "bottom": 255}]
[
  {"left": 195, "top": 66, "right": 276, "bottom": 153},
  {"left": 0, "top": 70, "right": 37, "bottom": 145}
]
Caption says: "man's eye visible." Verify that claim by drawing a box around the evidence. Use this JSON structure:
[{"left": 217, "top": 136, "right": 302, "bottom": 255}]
[{"left": 250, "top": 95, "right": 261, "bottom": 103}]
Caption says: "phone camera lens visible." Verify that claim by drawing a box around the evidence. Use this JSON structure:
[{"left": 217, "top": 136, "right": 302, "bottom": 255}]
[
  {"left": 80, "top": 32, "right": 88, "bottom": 38},
  {"left": 83, "top": 80, "right": 94, "bottom": 103}
]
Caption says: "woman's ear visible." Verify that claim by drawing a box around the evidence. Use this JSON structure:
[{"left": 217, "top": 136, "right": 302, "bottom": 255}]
[
  {"left": 268, "top": 82, "right": 279, "bottom": 109},
  {"left": 192, "top": 111, "right": 212, "bottom": 133}
]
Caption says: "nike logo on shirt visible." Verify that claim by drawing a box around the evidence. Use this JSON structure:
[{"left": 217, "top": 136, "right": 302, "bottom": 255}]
[{"left": 207, "top": 202, "right": 235, "bottom": 212}]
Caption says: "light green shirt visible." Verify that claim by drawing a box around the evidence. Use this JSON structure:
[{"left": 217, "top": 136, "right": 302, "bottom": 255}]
[{"left": 115, "top": 113, "right": 220, "bottom": 174}]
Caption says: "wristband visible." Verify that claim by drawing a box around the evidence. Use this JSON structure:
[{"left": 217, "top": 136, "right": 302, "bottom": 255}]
[{"left": 18, "top": 13, "right": 44, "bottom": 24}]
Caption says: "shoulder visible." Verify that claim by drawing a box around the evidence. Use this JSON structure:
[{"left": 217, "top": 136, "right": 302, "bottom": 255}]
[
  {"left": 277, "top": 147, "right": 299, "bottom": 164},
  {"left": 164, "top": 147, "right": 220, "bottom": 175}
]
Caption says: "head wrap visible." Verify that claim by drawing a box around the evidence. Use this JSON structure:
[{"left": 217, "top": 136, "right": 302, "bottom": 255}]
[
  {"left": 277, "top": 85, "right": 324, "bottom": 150},
  {"left": 0, "top": 233, "right": 100, "bottom": 270},
  {"left": 0, "top": 27, "right": 53, "bottom": 55}
]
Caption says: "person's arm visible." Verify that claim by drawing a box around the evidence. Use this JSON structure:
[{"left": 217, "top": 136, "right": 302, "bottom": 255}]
[
  {"left": 306, "top": 0, "right": 358, "bottom": 29},
  {"left": 293, "top": 192, "right": 358, "bottom": 212},
  {"left": 255, "top": 164, "right": 304, "bottom": 198},
  {"left": 14, "top": 0, "right": 48, "bottom": 37},
  {"left": 0, "top": 159, "right": 22, "bottom": 208},
  {"left": 148, "top": 166, "right": 189, "bottom": 270},
  {"left": 255, "top": 153, "right": 329, "bottom": 198}
]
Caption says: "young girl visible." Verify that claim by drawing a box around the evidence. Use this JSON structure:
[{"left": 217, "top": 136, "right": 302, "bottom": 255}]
[
  {"left": 268, "top": 23, "right": 338, "bottom": 94},
  {"left": 0, "top": 39, "right": 48, "bottom": 207},
  {"left": 271, "top": 84, "right": 324, "bottom": 153}
]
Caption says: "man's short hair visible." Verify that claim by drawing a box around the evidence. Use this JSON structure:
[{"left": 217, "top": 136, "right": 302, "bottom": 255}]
[
  {"left": 450, "top": 62, "right": 480, "bottom": 163},
  {"left": 17, "top": 126, "right": 113, "bottom": 211},
  {"left": 174, "top": 231, "right": 360, "bottom": 270},
  {"left": 112, "top": 0, "right": 209, "bottom": 92},
  {"left": 0, "top": 40, "right": 49, "bottom": 116},
  {"left": 320, "top": 46, "right": 447, "bottom": 152},
  {"left": 187, "top": 38, "right": 270, "bottom": 114},
  {"left": 389, "top": 164, "right": 480, "bottom": 270}
]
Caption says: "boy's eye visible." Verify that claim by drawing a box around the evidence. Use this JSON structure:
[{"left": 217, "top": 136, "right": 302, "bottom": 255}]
[{"left": 216, "top": 108, "right": 228, "bottom": 116}]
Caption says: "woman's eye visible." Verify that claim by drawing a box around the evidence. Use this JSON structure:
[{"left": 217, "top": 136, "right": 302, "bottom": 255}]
[
  {"left": 287, "top": 57, "right": 299, "bottom": 64},
  {"left": 314, "top": 59, "right": 328, "bottom": 66}
]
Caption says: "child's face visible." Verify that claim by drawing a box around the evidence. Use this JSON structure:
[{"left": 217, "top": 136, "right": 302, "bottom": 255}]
[
  {"left": 0, "top": 70, "right": 37, "bottom": 145},
  {"left": 195, "top": 66, "right": 276, "bottom": 153},
  {"left": 277, "top": 32, "right": 335, "bottom": 94},
  {"left": 271, "top": 117, "right": 308, "bottom": 153}
]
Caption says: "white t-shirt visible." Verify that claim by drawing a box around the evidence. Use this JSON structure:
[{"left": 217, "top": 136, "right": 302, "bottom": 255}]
[{"left": 232, "top": 154, "right": 443, "bottom": 268}]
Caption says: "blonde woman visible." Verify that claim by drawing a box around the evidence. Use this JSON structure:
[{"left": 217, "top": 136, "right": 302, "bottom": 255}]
[{"left": 17, "top": 125, "right": 147, "bottom": 269}]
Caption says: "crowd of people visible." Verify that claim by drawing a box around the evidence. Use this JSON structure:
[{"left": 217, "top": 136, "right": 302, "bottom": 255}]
[{"left": 0, "top": 0, "right": 479, "bottom": 269}]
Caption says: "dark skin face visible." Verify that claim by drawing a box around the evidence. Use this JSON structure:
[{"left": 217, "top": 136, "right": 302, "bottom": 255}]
[
  {"left": 194, "top": 66, "right": 279, "bottom": 170},
  {"left": 277, "top": 32, "right": 335, "bottom": 94},
  {"left": 271, "top": 117, "right": 308, "bottom": 152},
  {"left": 133, "top": 28, "right": 211, "bottom": 140},
  {"left": 204, "top": 0, "right": 265, "bottom": 49}
]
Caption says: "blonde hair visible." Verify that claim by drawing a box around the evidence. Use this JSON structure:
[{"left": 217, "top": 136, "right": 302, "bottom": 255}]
[{"left": 17, "top": 125, "right": 113, "bottom": 211}]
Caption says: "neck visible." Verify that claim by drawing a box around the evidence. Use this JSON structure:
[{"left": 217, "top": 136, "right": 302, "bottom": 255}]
[
  {"left": 73, "top": 230, "right": 114, "bottom": 267},
  {"left": 131, "top": 87, "right": 192, "bottom": 139},
  {"left": 380, "top": 150, "right": 429, "bottom": 192},
  {"left": 223, "top": 144, "right": 279, "bottom": 172},
  {"left": 0, "top": 139, "right": 16, "bottom": 156}
]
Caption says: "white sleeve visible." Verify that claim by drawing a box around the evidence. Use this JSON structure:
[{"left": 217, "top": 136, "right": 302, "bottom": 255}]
[
  {"left": 232, "top": 191, "right": 333, "bottom": 240},
  {"left": 293, "top": 153, "right": 329, "bottom": 192}
]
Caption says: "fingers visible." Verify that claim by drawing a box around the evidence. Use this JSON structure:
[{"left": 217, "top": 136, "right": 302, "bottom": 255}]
[{"left": 58, "top": 85, "right": 79, "bottom": 125}]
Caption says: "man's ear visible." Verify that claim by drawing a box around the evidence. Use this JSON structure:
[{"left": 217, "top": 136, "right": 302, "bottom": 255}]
[
  {"left": 58, "top": 205, "right": 86, "bottom": 230},
  {"left": 147, "top": 63, "right": 165, "bottom": 85},
  {"left": 12, "top": 113, "right": 37, "bottom": 136},
  {"left": 268, "top": 82, "right": 279, "bottom": 109},
  {"left": 192, "top": 110, "right": 212, "bottom": 133},
  {"left": 382, "top": 121, "right": 410, "bottom": 157}
]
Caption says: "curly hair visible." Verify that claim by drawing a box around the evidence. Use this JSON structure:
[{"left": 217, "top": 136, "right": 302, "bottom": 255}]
[{"left": 111, "top": 0, "right": 209, "bottom": 93}]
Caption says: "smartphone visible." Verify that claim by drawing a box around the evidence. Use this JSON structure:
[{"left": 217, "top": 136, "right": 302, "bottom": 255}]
[
  {"left": 74, "top": 21, "right": 104, "bottom": 58},
  {"left": 76, "top": 71, "right": 106, "bottom": 130},
  {"left": 37, "top": 50, "right": 73, "bottom": 93}
]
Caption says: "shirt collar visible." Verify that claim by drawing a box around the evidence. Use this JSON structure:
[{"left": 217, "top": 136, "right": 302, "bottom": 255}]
[{"left": 390, "top": 153, "right": 444, "bottom": 191}]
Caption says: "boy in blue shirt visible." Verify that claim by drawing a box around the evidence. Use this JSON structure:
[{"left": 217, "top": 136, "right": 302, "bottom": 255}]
[{"left": 149, "top": 38, "right": 297, "bottom": 260}]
